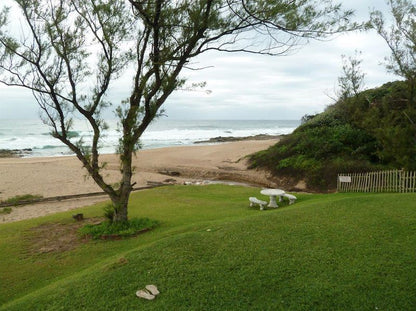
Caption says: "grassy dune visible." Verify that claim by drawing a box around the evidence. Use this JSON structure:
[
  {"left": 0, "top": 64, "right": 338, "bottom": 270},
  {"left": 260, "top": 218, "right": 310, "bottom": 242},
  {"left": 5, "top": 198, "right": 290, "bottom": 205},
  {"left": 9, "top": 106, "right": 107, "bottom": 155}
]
[{"left": 1, "top": 185, "right": 415, "bottom": 310}]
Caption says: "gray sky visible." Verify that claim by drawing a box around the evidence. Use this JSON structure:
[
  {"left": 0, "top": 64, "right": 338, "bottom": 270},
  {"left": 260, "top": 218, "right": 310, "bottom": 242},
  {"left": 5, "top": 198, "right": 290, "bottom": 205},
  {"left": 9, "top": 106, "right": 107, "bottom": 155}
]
[{"left": 0, "top": 0, "right": 395, "bottom": 120}]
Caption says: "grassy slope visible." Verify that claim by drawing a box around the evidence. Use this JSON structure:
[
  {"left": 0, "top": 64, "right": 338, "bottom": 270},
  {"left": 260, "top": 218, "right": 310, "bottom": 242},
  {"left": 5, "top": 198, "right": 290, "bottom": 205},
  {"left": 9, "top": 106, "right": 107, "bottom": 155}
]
[{"left": 1, "top": 185, "right": 416, "bottom": 310}]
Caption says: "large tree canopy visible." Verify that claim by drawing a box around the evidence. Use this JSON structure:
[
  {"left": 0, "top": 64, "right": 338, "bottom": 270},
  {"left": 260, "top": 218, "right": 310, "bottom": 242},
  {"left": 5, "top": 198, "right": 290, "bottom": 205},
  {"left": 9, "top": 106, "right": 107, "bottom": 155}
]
[{"left": 0, "top": 0, "right": 356, "bottom": 222}]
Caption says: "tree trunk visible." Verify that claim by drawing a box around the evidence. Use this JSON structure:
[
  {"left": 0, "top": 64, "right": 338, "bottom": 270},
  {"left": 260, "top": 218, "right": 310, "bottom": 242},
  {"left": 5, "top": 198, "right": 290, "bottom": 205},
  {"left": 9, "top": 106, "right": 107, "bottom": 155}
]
[
  {"left": 112, "top": 193, "right": 130, "bottom": 223},
  {"left": 111, "top": 146, "right": 134, "bottom": 223},
  {"left": 110, "top": 180, "right": 132, "bottom": 222}
]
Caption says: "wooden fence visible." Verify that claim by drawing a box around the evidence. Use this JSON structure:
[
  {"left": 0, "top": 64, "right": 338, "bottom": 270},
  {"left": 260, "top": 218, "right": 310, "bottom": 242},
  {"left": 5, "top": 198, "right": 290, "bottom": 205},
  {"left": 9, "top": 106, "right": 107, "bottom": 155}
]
[{"left": 337, "top": 170, "right": 416, "bottom": 193}]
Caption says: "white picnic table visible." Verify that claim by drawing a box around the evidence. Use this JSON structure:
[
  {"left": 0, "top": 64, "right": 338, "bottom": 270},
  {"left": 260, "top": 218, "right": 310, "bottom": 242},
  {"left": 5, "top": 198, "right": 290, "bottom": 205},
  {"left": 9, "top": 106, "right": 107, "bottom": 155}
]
[{"left": 260, "top": 188, "right": 285, "bottom": 208}]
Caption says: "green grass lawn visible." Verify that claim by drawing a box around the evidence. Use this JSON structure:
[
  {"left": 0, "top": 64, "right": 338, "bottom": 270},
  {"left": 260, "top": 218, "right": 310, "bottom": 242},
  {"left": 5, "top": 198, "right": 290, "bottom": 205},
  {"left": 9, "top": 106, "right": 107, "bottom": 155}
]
[{"left": 0, "top": 185, "right": 415, "bottom": 310}]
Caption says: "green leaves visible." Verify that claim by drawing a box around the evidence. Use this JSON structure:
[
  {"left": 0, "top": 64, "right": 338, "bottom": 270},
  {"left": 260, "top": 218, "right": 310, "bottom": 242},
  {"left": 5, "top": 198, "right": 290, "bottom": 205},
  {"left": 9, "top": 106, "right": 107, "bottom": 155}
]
[
  {"left": 250, "top": 80, "right": 416, "bottom": 190},
  {"left": 370, "top": 0, "right": 416, "bottom": 103},
  {"left": 338, "top": 51, "right": 366, "bottom": 100},
  {"left": 79, "top": 217, "right": 160, "bottom": 239}
]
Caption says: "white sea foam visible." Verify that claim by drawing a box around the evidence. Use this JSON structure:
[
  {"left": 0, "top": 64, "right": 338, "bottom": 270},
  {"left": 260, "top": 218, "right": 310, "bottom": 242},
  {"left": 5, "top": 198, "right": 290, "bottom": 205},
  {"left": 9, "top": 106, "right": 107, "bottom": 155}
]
[{"left": 0, "top": 119, "right": 299, "bottom": 157}]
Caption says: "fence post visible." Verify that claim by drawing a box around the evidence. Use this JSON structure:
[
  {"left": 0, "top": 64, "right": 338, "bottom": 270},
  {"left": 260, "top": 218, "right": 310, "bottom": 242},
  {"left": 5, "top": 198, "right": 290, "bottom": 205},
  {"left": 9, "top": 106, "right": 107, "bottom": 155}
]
[
  {"left": 413, "top": 171, "right": 416, "bottom": 193},
  {"left": 406, "top": 171, "right": 410, "bottom": 193},
  {"left": 396, "top": 170, "right": 399, "bottom": 192},
  {"left": 398, "top": 170, "right": 402, "bottom": 193},
  {"left": 337, "top": 174, "right": 341, "bottom": 192}
]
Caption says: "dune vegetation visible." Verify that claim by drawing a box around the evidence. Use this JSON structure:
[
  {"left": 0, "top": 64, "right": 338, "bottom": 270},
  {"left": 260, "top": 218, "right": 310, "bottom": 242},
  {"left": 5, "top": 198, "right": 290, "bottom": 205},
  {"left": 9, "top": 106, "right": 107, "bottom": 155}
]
[
  {"left": 249, "top": 80, "right": 416, "bottom": 191},
  {"left": 1, "top": 185, "right": 415, "bottom": 310}
]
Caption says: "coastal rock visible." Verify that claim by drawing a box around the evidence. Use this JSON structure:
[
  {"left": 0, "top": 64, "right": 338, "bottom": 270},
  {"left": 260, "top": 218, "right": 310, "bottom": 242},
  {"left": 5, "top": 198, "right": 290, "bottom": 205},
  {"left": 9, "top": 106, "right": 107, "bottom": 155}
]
[
  {"left": 194, "top": 134, "right": 281, "bottom": 144},
  {"left": 0, "top": 149, "right": 32, "bottom": 158}
]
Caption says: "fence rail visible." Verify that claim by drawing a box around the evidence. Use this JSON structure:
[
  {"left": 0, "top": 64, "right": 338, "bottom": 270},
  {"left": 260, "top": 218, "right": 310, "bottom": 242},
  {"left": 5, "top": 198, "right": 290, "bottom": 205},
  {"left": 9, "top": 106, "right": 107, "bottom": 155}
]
[{"left": 337, "top": 170, "right": 416, "bottom": 193}]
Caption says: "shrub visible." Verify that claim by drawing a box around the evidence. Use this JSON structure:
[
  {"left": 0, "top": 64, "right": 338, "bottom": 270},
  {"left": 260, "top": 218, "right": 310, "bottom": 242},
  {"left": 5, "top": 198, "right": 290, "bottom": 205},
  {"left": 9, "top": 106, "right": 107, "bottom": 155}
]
[
  {"left": 0, "top": 207, "right": 12, "bottom": 214},
  {"left": 249, "top": 81, "right": 416, "bottom": 190},
  {"left": 103, "top": 204, "right": 115, "bottom": 222},
  {"left": 79, "top": 217, "right": 160, "bottom": 240}
]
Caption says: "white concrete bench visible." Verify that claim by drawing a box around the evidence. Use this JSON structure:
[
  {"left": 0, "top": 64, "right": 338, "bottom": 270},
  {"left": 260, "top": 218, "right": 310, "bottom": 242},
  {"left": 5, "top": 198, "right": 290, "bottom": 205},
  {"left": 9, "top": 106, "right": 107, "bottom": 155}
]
[
  {"left": 279, "top": 193, "right": 297, "bottom": 205},
  {"left": 249, "top": 197, "right": 268, "bottom": 210}
]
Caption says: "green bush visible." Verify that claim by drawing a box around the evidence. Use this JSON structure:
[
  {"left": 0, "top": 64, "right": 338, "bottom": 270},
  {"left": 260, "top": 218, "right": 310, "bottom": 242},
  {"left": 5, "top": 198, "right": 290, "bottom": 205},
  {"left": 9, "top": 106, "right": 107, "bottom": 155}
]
[
  {"left": 249, "top": 80, "right": 415, "bottom": 190},
  {"left": 103, "top": 204, "right": 115, "bottom": 222},
  {"left": 79, "top": 217, "right": 160, "bottom": 240},
  {"left": 0, "top": 207, "right": 12, "bottom": 214}
]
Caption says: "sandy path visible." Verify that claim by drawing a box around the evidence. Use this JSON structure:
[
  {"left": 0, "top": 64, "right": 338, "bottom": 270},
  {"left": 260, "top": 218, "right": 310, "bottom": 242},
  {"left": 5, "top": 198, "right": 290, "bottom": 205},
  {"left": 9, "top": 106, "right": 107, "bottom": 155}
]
[{"left": 0, "top": 139, "right": 279, "bottom": 223}]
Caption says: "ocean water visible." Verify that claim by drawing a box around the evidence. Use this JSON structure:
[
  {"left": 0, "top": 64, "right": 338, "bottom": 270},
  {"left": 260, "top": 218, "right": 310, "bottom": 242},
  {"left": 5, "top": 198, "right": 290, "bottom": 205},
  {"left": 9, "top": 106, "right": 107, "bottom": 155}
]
[{"left": 0, "top": 119, "right": 299, "bottom": 157}]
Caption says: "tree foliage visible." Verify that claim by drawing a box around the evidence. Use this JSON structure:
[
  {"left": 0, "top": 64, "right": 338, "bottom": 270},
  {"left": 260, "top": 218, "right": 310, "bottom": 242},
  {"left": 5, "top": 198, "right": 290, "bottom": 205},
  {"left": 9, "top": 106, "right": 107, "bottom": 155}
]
[
  {"left": 370, "top": 0, "right": 416, "bottom": 104},
  {"left": 337, "top": 50, "right": 366, "bottom": 101},
  {"left": 250, "top": 80, "right": 416, "bottom": 191},
  {"left": 0, "top": 0, "right": 357, "bottom": 221}
]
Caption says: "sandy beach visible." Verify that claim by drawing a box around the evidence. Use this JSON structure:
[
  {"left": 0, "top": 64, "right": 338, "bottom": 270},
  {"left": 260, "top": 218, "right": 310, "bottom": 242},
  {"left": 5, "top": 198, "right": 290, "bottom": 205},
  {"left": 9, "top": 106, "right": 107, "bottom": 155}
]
[{"left": 0, "top": 139, "right": 280, "bottom": 223}]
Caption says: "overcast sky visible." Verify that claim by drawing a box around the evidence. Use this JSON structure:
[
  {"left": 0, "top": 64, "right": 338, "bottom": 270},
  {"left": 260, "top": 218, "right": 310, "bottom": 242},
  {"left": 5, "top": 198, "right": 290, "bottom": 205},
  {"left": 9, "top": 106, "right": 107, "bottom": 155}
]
[{"left": 0, "top": 0, "right": 396, "bottom": 120}]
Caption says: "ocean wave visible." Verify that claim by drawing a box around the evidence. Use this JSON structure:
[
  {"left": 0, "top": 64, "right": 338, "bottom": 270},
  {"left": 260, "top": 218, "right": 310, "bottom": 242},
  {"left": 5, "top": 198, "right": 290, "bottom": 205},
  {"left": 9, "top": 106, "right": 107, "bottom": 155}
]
[
  {"left": 42, "top": 131, "right": 81, "bottom": 138},
  {"left": 66, "top": 131, "right": 81, "bottom": 138},
  {"left": 0, "top": 119, "right": 300, "bottom": 157},
  {"left": 33, "top": 145, "right": 63, "bottom": 150}
]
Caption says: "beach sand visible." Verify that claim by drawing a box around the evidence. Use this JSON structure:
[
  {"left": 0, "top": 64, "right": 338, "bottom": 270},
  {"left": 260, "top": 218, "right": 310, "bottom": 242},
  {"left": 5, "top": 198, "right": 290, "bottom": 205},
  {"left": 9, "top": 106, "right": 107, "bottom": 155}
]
[{"left": 0, "top": 139, "right": 279, "bottom": 223}]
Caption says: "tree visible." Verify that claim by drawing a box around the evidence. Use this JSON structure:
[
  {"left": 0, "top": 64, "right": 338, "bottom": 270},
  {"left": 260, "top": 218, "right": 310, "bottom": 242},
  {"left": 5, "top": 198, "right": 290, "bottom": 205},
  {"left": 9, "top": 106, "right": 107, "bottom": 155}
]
[
  {"left": 0, "top": 0, "right": 357, "bottom": 223},
  {"left": 370, "top": 0, "right": 416, "bottom": 104},
  {"left": 337, "top": 50, "right": 366, "bottom": 101}
]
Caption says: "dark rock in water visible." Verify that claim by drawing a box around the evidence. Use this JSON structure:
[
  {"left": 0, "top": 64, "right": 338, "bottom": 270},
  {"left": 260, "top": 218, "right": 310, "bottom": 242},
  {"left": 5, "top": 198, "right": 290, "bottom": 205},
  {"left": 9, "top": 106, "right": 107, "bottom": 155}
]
[
  {"left": 0, "top": 149, "right": 33, "bottom": 158},
  {"left": 194, "top": 134, "right": 281, "bottom": 144},
  {"left": 0, "top": 149, "right": 19, "bottom": 158}
]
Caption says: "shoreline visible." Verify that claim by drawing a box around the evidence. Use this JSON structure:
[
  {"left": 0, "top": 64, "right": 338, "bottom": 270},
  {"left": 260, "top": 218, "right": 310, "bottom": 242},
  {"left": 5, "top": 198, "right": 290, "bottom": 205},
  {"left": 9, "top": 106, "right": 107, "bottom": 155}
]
[
  {"left": 1, "top": 138, "right": 281, "bottom": 223},
  {"left": 0, "top": 134, "right": 282, "bottom": 159}
]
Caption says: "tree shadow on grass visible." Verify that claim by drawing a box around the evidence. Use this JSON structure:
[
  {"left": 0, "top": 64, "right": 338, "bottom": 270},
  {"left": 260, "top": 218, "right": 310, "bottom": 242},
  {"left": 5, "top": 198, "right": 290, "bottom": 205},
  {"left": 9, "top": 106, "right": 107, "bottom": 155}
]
[{"left": 23, "top": 218, "right": 103, "bottom": 255}]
